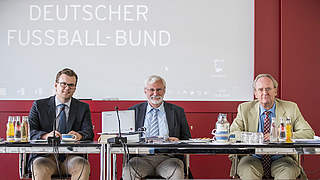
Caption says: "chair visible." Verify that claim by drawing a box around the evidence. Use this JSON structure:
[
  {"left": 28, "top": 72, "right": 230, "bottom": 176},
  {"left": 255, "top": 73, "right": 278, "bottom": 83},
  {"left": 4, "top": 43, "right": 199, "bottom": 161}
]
[
  {"left": 229, "top": 154, "right": 307, "bottom": 180},
  {"left": 19, "top": 153, "right": 30, "bottom": 179},
  {"left": 19, "top": 153, "right": 88, "bottom": 179},
  {"left": 229, "top": 154, "right": 240, "bottom": 179}
]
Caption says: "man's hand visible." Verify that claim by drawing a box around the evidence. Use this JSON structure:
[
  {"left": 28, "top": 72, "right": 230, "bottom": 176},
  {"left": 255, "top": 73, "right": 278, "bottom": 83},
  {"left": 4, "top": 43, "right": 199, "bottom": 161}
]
[
  {"left": 168, "top": 137, "right": 179, "bottom": 141},
  {"left": 68, "top": 131, "right": 82, "bottom": 141},
  {"left": 41, "top": 131, "right": 62, "bottom": 140},
  {"left": 264, "top": 133, "right": 270, "bottom": 141}
]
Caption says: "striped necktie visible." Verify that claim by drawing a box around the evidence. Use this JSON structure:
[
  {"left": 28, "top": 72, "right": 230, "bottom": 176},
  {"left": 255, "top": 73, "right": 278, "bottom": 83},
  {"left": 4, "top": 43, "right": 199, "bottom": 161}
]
[
  {"left": 262, "top": 111, "right": 271, "bottom": 178},
  {"left": 149, "top": 108, "right": 159, "bottom": 137}
]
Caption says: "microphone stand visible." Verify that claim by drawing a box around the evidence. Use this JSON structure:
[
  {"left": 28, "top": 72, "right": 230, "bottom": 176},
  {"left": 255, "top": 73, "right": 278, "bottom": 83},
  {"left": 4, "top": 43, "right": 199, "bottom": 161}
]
[
  {"left": 48, "top": 106, "right": 64, "bottom": 146},
  {"left": 107, "top": 106, "right": 127, "bottom": 144}
]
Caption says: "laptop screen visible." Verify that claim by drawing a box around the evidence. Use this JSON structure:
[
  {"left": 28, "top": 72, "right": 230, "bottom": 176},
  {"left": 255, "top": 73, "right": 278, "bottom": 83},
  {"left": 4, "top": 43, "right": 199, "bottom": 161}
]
[{"left": 101, "top": 110, "right": 135, "bottom": 134}]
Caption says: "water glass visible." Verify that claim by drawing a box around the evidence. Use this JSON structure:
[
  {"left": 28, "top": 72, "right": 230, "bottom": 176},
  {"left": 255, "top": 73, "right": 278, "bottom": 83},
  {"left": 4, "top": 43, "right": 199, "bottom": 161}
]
[
  {"left": 240, "top": 132, "right": 263, "bottom": 144},
  {"left": 255, "top": 132, "right": 264, "bottom": 144},
  {"left": 240, "top": 132, "right": 251, "bottom": 143}
]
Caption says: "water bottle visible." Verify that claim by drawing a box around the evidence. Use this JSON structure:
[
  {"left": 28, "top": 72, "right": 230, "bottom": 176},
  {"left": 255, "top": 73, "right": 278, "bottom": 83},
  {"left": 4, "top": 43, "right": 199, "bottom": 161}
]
[
  {"left": 285, "top": 117, "right": 293, "bottom": 143},
  {"left": 6, "top": 116, "right": 15, "bottom": 142},
  {"left": 212, "top": 113, "right": 230, "bottom": 143},
  {"left": 279, "top": 117, "right": 286, "bottom": 142},
  {"left": 270, "top": 117, "right": 278, "bottom": 142},
  {"left": 14, "top": 116, "right": 22, "bottom": 142},
  {"left": 21, "top": 116, "right": 29, "bottom": 142}
]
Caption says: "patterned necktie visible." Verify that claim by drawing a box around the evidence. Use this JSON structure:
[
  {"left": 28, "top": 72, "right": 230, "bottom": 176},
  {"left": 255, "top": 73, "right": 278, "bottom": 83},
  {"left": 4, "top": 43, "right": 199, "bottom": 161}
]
[
  {"left": 57, "top": 104, "right": 67, "bottom": 134},
  {"left": 262, "top": 111, "right": 271, "bottom": 178},
  {"left": 149, "top": 108, "right": 159, "bottom": 137}
]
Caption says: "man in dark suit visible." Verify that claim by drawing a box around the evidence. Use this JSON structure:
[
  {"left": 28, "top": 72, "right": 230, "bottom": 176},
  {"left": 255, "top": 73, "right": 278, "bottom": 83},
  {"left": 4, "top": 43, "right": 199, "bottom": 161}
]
[
  {"left": 28, "top": 68, "right": 94, "bottom": 180},
  {"left": 122, "top": 75, "right": 191, "bottom": 180}
]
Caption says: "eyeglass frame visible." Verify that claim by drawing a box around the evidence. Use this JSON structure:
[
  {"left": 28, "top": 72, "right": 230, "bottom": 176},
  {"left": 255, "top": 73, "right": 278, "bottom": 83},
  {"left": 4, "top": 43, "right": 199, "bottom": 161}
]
[
  {"left": 145, "top": 88, "right": 165, "bottom": 93},
  {"left": 255, "top": 87, "right": 275, "bottom": 93},
  {"left": 57, "top": 81, "right": 76, "bottom": 88}
]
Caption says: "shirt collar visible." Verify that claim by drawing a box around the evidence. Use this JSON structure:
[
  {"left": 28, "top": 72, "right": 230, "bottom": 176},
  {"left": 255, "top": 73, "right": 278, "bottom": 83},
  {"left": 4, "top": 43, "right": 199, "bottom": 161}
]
[
  {"left": 259, "top": 102, "right": 276, "bottom": 116},
  {"left": 146, "top": 101, "right": 165, "bottom": 114},
  {"left": 55, "top": 96, "right": 71, "bottom": 108}
]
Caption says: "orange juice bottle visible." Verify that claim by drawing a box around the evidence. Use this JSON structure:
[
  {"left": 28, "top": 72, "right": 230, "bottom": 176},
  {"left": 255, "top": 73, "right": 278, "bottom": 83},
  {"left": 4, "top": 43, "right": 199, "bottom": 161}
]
[
  {"left": 285, "top": 117, "right": 293, "bottom": 143},
  {"left": 6, "top": 116, "right": 15, "bottom": 142}
]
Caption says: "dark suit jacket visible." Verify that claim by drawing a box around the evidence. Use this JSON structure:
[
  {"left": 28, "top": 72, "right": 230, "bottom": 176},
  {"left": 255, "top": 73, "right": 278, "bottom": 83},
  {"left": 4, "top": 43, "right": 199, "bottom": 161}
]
[
  {"left": 129, "top": 101, "right": 191, "bottom": 140},
  {"left": 28, "top": 95, "right": 94, "bottom": 166},
  {"left": 129, "top": 101, "right": 192, "bottom": 177}
]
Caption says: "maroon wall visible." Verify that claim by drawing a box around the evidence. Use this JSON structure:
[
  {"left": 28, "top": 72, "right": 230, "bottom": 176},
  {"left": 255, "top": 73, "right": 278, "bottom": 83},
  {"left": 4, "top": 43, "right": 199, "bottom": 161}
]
[
  {"left": 1, "top": 0, "right": 320, "bottom": 179},
  {"left": 280, "top": 0, "right": 320, "bottom": 178}
]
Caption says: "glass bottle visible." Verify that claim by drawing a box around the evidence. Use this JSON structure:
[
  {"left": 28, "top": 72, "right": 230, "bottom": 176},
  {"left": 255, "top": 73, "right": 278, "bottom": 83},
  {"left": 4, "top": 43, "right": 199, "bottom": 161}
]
[
  {"left": 285, "top": 117, "right": 293, "bottom": 143},
  {"left": 279, "top": 117, "right": 286, "bottom": 142},
  {"left": 14, "top": 116, "right": 22, "bottom": 142},
  {"left": 21, "top": 116, "right": 29, "bottom": 142},
  {"left": 6, "top": 116, "right": 15, "bottom": 142},
  {"left": 215, "top": 113, "right": 230, "bottom": 142},
  {"left": 270, "top": 117, "right": 278, "bottom": 142}
]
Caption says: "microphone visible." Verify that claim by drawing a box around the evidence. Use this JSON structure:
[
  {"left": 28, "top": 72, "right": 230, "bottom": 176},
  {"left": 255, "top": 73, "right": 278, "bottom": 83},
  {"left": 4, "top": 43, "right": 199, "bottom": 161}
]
[
  {"left": 115, "top": 106, "right": 122, "bottom": 138},
  {"left": 48, "top": 105, "right": 64, "bottom": 145},
  {"left": 137, "top": 127, "right": 147, "bottom": 142},
  {"left": 107, "top": 106, "right": 127, "bottom": 144}
]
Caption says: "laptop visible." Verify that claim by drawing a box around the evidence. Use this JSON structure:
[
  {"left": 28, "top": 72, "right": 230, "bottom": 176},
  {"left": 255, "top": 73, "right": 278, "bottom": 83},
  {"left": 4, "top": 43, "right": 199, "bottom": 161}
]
[{"left": 101, "top": 110, "right": 135, "bottom": 134}]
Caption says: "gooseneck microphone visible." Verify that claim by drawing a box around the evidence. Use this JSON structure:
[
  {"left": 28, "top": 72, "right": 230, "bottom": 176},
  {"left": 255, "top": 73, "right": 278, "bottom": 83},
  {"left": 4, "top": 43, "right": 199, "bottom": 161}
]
[
  {"left": 115, "top": 106, "right": 122, "bottom": 138},
  {"left": 107, "top": 106, "right": 127, "bottom": 144},
  {"left": 48, "top": 105, "right": 64, "bottom": 145}
]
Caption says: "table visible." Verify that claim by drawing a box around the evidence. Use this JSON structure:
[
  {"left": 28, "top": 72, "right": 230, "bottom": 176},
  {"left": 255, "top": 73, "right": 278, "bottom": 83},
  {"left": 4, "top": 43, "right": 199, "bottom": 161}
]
[
  {"left": 0, "top": 141, "right": 103, "bottom": 179},
  {"left": 0, "top": 141, "right": 100, "bottom": 153},
  {"left": 103, "top": 141, "right": 320, "bottom": 180}
]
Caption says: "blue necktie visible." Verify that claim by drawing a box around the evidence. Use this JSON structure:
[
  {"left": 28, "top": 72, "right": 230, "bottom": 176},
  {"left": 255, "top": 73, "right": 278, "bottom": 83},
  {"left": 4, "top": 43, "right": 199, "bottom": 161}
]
[
  {"left": 149, "top": 108, "right": 159, "bottom": 137},
  {"left": 57, "top": 104, "right": 67, "bottom": 162},
  {"left": 57, "top": 104, "right": 67, "bottom": 134}
]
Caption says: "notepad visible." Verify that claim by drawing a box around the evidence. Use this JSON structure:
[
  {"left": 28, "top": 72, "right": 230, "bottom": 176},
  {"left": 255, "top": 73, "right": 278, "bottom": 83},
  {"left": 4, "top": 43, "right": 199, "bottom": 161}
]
[{"left": 101, "top": 110, "right": 135, "bottom": 134}]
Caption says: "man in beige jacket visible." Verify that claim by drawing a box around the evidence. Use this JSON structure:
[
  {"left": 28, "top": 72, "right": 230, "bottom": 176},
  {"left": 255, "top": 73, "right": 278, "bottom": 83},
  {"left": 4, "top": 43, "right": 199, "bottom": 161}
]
[{"left": 230, "top": 74, "right": 314, "bottom": 179}]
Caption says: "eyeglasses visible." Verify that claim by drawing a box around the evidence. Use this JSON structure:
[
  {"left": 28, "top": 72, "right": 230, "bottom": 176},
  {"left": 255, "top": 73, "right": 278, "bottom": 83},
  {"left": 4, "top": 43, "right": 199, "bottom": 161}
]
[
  {"left": 145, "top": 88, "right": 164, "bottom": 93},
  {"left": 58, "top": 82, "right": 76, "bottom": 88},
  {"left": 256, "top": 87, "right": 273, "bottom": 93}
]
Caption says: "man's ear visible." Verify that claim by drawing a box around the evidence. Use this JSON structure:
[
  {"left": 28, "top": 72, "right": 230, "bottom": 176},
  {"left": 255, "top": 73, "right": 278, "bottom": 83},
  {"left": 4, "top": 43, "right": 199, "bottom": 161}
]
[{"left": 254, "top": 90, "right": 258, "bottom": 99}]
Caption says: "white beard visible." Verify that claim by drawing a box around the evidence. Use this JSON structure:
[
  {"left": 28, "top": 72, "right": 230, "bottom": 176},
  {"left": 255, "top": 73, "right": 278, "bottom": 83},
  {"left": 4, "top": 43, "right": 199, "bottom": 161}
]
[{"left": 150, "top": 95, "right": 163, "bottom": 105}]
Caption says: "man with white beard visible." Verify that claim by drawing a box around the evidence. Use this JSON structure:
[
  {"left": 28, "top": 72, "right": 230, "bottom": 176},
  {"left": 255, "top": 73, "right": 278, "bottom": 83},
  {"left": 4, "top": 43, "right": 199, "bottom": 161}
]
[{"left": 122, "top": 75, "right": 191, "bottom": 180}]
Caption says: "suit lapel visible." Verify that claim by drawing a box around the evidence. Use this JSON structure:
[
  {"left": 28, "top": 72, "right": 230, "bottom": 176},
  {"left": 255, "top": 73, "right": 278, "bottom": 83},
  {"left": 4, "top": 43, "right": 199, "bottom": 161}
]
[
  {"left": 136, "top": 102, "right": 147, "bottom": 129},
  {"left": 249, "top": 102, "right": 260, "bottom": 132},
  {"left": 275, "top": 99, "right": 286, "bottom": 122},
  {"left": 164, "top": 102, "right": 174, "bottom": 135},
  {"left": 67, "top": 98, "right": 77, "bottom": 132},
  {"left": 47, "top": 96, "right": 56, "bottom": 130}
]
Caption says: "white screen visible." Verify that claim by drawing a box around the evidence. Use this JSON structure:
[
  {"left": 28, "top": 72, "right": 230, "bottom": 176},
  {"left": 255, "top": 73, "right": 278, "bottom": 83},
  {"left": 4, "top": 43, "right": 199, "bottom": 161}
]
[{"left": 0, "top": 0, "right": 254, "bottom": 101}]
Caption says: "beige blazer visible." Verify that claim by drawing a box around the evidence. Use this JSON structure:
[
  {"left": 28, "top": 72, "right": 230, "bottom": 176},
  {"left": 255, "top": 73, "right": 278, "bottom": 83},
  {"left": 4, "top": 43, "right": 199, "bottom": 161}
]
[
  {"left": 230, "top": 98, "right": 314, "bottom": 138},
  {"left": 229, "top": 98, "right": 314, "bottom": 179}
]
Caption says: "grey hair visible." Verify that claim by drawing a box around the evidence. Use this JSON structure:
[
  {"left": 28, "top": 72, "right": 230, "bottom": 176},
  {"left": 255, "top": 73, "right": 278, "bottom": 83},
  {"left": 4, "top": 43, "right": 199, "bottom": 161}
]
[
  {"left": 144, "top": 75, "right": 166, "bottom": 88},
  {"left": 253, "top": 74, "right": 278, "bottom": 90}
]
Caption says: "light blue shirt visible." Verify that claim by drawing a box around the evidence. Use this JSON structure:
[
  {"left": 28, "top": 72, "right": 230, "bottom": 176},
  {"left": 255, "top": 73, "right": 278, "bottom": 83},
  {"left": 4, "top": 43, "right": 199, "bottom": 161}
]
[
  {"left": 256, "top": 103, "right": 283, "bottom": 161},
  {"left": 258, "top": 103, "right": 276, "bottom": 132},
  {"left": 144, "top": 102, "right": 169, "bottom": 138}
]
